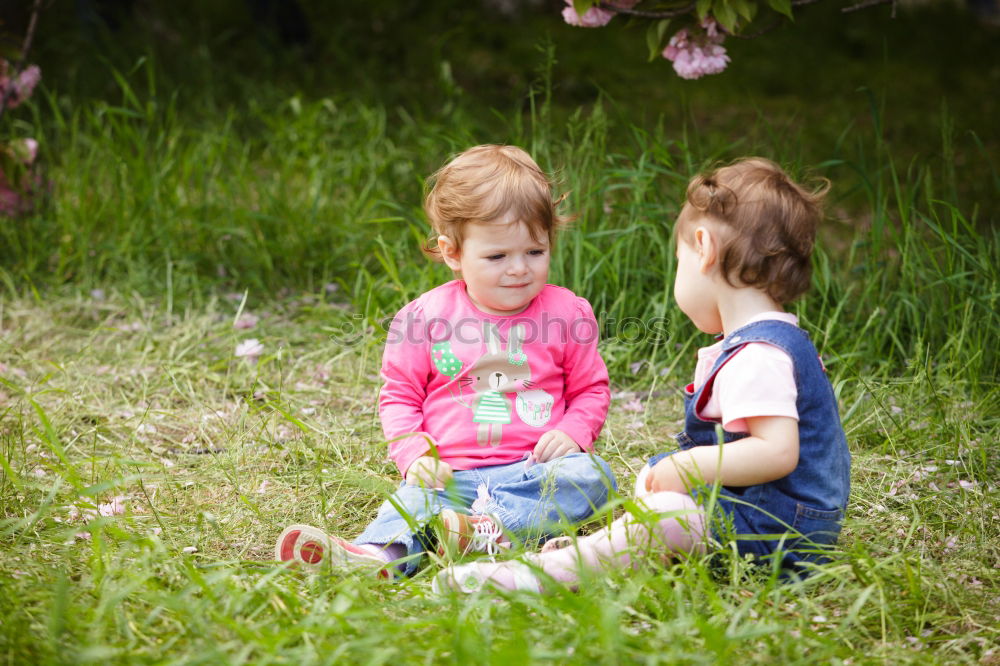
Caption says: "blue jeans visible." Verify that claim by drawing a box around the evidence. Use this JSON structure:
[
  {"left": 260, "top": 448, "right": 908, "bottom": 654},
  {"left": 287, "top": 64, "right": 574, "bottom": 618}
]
[{"left": 354, "top": 452, "right": 616, "bottom": 576}]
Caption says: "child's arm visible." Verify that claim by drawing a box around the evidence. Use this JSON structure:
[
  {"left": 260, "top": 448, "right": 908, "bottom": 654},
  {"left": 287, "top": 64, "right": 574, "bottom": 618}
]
[
  {"left": 539, "top": 298, "right": 611, "bottom": 457},
  {"left": 379, "top": 305, "right": 436, "bottom": 478},
  {"left": 646, "top": 415, "right": 799, "bottom": 493}
]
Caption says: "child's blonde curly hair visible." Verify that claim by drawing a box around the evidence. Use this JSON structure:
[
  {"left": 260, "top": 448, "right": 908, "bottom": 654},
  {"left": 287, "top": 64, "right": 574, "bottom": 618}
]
[
  {"left": 677, "top": 157, "right": 830, "bottom": 304},
  {"left": 423, "top": 144, "right": 570, "bottom": 260}
]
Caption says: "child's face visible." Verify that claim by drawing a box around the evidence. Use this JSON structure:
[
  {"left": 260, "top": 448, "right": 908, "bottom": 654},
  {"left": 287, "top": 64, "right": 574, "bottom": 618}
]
[
  {"left": 673, "top": 217, "right": 724, "bottom": 334},
  {"left": 440, "top": 220, "right": 550, "bottom": 315}
]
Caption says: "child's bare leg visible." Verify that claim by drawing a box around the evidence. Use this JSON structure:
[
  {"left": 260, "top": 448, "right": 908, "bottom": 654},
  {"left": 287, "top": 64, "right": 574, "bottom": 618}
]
[
  {"left": 531, "top": 490, "right": 705, "bottom": 583},
  {"left": 435, "top": 491, "right": 705, "bottom": 592}
]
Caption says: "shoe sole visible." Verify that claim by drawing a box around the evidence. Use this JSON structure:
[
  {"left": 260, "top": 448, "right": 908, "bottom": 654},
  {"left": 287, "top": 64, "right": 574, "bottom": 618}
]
[{"left": 275, "top": 524, "right": 391, "bottom": 578}]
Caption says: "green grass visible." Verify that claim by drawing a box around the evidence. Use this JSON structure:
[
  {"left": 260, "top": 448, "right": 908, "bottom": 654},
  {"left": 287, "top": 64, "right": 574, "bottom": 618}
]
[
  {"left": 1, "top": 2, "right": 998, "bottom": 663},
  {"left": 0, "top": 290, "right": 996, "bottom": 663}
]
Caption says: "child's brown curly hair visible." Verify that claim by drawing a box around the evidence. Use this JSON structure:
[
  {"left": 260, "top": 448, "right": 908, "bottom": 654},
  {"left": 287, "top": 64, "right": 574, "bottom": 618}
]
[{"left": 677, "top": 157, "right": 830, "bottom": 304}]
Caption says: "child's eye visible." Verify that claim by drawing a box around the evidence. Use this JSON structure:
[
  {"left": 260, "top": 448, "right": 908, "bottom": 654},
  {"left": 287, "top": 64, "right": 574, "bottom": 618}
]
[
  {"left": 486, "top": 254, "right": 505, "bottom": 261},
  {"left": 528, "top": 249, "right": 547, "bottom": 256}
]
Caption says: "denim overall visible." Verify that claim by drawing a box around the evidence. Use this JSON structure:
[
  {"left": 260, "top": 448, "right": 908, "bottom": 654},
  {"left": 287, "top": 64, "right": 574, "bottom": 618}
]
[{"left": 651, "top": 320, "right": 851, "bottom": 574}]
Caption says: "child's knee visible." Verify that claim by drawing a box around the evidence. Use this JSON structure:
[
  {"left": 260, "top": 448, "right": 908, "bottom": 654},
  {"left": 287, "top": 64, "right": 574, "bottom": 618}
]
[
  {"left": 635, "top": 491, "right": 706, "bottom": 550},
  {"left": 381, "top": 483, "right": 444, "bottom": 520},
  {"left": 556, "top": 452, "right": 617, "bottom": 493},
  {"left": 637, "top": 490, "right": 699, "bottom": 513},
  {"left": 633, "top": 465, "right": 652, "bottom": 498}
]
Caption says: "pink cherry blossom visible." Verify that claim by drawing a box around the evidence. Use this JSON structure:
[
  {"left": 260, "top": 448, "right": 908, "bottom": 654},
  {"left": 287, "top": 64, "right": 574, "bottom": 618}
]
[
  {"left": 662, "top": 28, "right": 689, "bottom": 61},
  {"left": 14, "top": 65, "right": 40, "bottom": 99},
  {"left": 702, "top": 16, "right": 721, "bottom": 38},
  {"left": 0, "top": 62, "right": 40, "bottom": 109},
  {"left": 9, "top": 138, "right": 38, "bottom": 165},
  {"left": 562, "top": 0, "right": 638, "bottom": 28},
  {"left": 662, "top": 19, "right": 730, "bottom": 79}
]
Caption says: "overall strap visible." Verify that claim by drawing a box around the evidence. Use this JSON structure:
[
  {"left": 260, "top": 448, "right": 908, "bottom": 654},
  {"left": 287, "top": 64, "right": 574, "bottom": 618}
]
[{"left": 692, "top": 344, "right": 747, "bottom": 422}]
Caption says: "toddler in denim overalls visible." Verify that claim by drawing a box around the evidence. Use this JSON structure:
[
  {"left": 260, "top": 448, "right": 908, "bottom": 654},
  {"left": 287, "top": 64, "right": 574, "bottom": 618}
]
[{"left": 436, "top": 157, "right": 852, "bottom": 594}]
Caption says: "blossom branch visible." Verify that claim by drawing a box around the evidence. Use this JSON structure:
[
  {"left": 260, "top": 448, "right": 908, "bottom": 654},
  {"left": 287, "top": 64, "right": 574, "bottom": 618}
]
[
  {"left": 710, "top": 0, "right": 893, "bottom": 39},
  {"left": 597, "top": 0, "right": 893, "bottom": 22},
  {"left": 841, "top": 0, "right": 894, "bottom": 13},
  {"left": 570, "top": 0, "right": 899, "bottom": 79},
  {"left": 596, "top": 2, "right": 698, "bottom": 19}
]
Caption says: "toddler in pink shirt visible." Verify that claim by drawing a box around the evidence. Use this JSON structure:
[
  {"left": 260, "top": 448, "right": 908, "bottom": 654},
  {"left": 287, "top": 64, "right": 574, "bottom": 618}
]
[{"left": 276, "top": 145, "right": 616, "bottom": 577}]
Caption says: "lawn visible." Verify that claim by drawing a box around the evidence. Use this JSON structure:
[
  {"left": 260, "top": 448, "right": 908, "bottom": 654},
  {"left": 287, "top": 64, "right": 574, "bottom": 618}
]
[{"left": 1, "top": 1, "right": 998, "bottom": 664}]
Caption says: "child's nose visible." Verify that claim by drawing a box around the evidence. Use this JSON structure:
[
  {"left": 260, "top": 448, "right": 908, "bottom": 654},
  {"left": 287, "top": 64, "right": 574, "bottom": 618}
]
[{"left": 507, "top": 256, "right": 528, "bottom": 275}]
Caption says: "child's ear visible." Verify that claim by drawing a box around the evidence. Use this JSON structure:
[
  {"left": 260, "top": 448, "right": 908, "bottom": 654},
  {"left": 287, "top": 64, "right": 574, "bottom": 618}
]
[
  {"left": 693, "top": 226, "right": 718, "bottom": 274},
  {"left": 438, "top": 235, "right": 462, "bottom": 270}
]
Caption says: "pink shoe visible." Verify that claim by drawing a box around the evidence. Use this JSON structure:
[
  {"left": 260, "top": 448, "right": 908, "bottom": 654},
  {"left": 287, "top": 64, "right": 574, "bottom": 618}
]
[
  {"left": 438, "top": 509, "right": 510, "bottom": 558},
  {"left": 432, "top": 560, "right": 542, "bottom": 595},
  {"left": 274, "top": 524, "right": 392, "bottom": 578}
]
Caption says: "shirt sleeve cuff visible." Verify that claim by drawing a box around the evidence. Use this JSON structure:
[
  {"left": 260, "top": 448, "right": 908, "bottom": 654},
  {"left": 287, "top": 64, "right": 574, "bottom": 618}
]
[
  {"left": 553, "top": 421, "right": 595, "bottom": 453},
  {"left": 390, "top": 435, "right": 432, "bottom": 477}
]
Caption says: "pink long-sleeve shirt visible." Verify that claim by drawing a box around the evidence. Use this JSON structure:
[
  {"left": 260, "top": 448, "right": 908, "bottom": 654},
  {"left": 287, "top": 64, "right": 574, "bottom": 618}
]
[{"left": 379, "top": 280, "right": 610, "bottom": 476}]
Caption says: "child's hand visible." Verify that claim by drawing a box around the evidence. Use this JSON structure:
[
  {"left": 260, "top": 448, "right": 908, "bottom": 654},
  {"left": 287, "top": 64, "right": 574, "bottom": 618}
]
[
  {"left": 405, "top": 456, "right": 454, "bottom": 490},
  {"left": 533, "top": 430, "right": 582, "bottom": 463}
]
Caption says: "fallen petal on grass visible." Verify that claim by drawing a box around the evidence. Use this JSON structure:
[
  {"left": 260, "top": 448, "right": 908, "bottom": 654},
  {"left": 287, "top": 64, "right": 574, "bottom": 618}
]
[
  {"left": 235, "top": 338, "right": 264, "bottom": 362},
  {"left": 98, "top": 496, "right": 127, "bottom": 516},
  {"left": 234, "top": 313, "right": 259, "bottom": 330}
]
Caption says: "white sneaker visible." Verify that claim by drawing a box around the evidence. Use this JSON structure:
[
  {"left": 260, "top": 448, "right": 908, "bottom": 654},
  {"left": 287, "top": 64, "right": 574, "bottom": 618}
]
[{"left": 438, "top": 509, "right": 510, "bottom": 557}]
